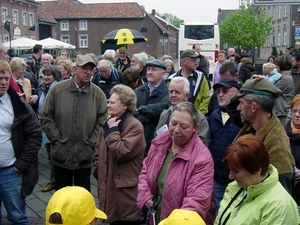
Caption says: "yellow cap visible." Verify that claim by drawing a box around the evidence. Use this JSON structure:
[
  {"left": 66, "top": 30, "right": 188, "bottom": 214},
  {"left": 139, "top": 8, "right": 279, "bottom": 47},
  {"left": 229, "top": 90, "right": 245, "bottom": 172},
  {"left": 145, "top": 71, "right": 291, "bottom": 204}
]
[
  {"left": 159, "top": 209, "right": 206, "bottom": 225},
  {"left": 46, "top": 186, "right": 107, "bottom": 225}
]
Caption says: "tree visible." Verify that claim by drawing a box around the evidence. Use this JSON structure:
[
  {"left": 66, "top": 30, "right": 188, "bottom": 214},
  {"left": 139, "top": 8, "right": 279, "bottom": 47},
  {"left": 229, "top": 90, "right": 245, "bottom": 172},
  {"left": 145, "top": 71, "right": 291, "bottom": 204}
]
[
  {"left": 271, "top": 46, "right": 278, "bottom": 57},
  {"left": 156, "top": 12, "right": 184, "bottom": 28},
  {"left": 220, "top": 0, "right": 272, "bottom": 54}
]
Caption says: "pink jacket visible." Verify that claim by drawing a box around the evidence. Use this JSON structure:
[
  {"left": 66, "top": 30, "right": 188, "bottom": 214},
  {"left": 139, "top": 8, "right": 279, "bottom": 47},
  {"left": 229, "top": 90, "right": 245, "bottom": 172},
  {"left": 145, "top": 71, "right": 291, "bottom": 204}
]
[{"left": 137, "top": 131, "right": 215, "bottom": 225}]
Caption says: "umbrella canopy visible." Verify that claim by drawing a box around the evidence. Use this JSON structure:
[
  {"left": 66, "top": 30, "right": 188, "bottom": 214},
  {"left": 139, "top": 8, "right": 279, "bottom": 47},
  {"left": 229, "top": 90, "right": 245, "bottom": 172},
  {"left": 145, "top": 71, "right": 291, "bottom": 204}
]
[
  {"left": 102, "top": 28, "right": 148, "bottom": 45},
  {"left": 39, "top": 37, "right": 76, "bottom": 49},
  {"left": 4, "top": 37, "right": 41, "bottom": 50}
]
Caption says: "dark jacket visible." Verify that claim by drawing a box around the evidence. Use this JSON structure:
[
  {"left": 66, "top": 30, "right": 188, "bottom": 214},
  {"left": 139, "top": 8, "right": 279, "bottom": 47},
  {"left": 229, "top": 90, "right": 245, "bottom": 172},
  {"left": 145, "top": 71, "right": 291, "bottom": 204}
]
[
  {"left": 94, "top": 111, "right": 145, "bottom": 223},
  {"left": 208, "top": 107, "right": 241, "bottom": 184},
  {"left": 115, "top": 56, "right": 131, "bottom": 73},
  {"left": 238, "top": 63, "right": 256, "bottom": 83},
  {"left": 92, "top": 68, "right": 123, "bottom": 99},
  {"left": 132, "top": 81, "right": 170, "bottom": 157},
  {"left": 8, "top": 86, "right": 42, "bottom": 197}
]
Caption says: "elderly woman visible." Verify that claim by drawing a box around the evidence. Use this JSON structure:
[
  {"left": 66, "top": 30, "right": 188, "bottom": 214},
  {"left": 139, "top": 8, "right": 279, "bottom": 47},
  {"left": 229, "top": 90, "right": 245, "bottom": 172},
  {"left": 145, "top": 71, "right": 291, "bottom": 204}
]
[
  {"left": 93, "top": 84, "right": 146, "bottom": 225},
  {"left": 215, "top": 134, "right": 299, "bottom": 224},
  {"left": 163, "top": 59, "right": 176, "bottom": 80},
  {"left": 262, "top": 62, "right": 281, "bottom": 84},
  {"left": 273, "top": 55, "right": 295, "bottom": 125},
  {"left": 55, "top": 59, "right": 73, "bottom": 80},
  {"left": 238, "top": 57, "right": 256, "bottom": 83},
  {"left": 10, "top": 57, "right": 38, "bottom": 104},
  {"left": 37, "top": 65, "right": 61, "bottom": 192},
  {"left": 285, "top": 94, "right": 300, "bottom": 209},
  {"left": 137, "top": 102, "right": 215, "bottom": 225}
]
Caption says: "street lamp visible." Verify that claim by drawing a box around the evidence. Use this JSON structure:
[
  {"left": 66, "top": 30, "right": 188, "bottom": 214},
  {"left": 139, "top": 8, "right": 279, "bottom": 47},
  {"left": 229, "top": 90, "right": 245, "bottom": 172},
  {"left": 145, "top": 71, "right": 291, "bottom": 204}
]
[
  {"left": 74, "top": 26, "right": 78, "bottom": 52},
  {"left": 4, "top": 16, "right": 12, "bottom": 57}
]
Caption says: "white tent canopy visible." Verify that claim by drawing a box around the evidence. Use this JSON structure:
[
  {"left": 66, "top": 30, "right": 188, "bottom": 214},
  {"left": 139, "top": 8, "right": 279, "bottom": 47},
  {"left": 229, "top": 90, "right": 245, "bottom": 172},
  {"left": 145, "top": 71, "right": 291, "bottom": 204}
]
[
  {"left": 39, "top": 37, "right": 76, "bottom": 49},
  {"left": 4, "top": 37, "right": 41, "bottom": 50}
]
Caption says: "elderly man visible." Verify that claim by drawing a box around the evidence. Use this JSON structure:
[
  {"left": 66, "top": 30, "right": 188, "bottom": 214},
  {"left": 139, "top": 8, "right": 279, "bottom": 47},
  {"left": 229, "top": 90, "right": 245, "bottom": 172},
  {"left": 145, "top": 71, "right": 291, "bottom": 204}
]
[
  {"left": 133, "top": 59, "right": 170, "bottom": 157},
  {"left": 168, "top": 49, "right": 210, "bottom": 115},
  {"left": 91, "top": 59, "right": 122, "bottom": 99},
  {"left": 235, "top": 78, "right": 295, "bottom": 194},
  {"left": 39, "top": 55, "right": 108, "bottom": 191},
  {"left": 227, "top": 47, "right": 235, "bottom": 60},
  {"left": 37, "top": 53, "right": 53, "bottom": 86},
  {"left": 115, "top": 47, "right": 131, "bottom": 73},
  {"left": 208, "top": 78, "right": 241, "bottom": 210},
  {"left": 0, "top": 42, "right": 10, "bottom": 62},
  {"left": 155, "top": 76, "right": 211, "bottom": 148},
  {"left": 0, "top": 60, "right": 42, "bottom": 224},
  {"left": 130, "top": 52, "right": 148, "bottom": 82}
]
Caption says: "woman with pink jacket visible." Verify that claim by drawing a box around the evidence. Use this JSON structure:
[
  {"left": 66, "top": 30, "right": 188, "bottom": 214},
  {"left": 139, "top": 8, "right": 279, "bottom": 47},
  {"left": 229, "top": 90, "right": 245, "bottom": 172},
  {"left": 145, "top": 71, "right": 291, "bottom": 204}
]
[{"left": 137, "top": 102, "right": 215, "bottom": 225}]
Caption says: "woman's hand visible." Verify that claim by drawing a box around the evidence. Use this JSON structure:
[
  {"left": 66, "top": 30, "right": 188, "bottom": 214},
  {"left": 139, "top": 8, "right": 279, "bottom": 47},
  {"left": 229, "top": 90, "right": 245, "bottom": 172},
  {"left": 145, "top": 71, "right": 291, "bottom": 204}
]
[
  {"left": 29, "top": 94, "right": 38, "bottom": 105},
  {"left": 107, "top": 117, "right": 121, "bottom": 128},
  {"left": 145, "top": 199, "right": 153, "bottom": 209}
]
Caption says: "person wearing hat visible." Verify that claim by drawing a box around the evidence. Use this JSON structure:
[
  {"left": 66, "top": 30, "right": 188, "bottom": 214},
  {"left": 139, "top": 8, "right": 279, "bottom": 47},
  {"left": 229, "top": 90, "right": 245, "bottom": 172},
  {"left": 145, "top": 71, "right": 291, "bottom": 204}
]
[
  {"left": 39, "top": 55, "right": 108, "bottom": 191},
  {"left": 159, "top": 209, "right": 206, "bottom": 225},
  {"left": 234, "top": 77, "right": 295, "bottom": 194},
  {"left": 132, "top": 59, "right": 170, "bottom": 157},
  {"left": 167, "top": 49, "right": 210, "bottom": 115},
  {"left": 46, "top": 186, "right": 107, "bottom": 225},
  {"left": 208, "top": 78, "right": 241, "bottom": 211},
  {"left": 115, "top": 47, "right": 131, "bottom": 73}
]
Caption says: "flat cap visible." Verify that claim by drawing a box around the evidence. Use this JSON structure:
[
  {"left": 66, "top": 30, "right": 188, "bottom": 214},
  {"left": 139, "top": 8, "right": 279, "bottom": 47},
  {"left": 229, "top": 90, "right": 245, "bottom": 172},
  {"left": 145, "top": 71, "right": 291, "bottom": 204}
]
[
  {"left": 237, "top": 78, "right": 282, "bottom": 98},
  {"left": 75, "top": 55, "right": 96, "bottom": 67},
  {"left": 145, "top": 59, "right": 167, "bottom": 70},
  {"left": 180, "top": 49, "right": 200, "bottom": 60},
  {"left": 213, "top": 78, "right": 241, "bottom": 90}
]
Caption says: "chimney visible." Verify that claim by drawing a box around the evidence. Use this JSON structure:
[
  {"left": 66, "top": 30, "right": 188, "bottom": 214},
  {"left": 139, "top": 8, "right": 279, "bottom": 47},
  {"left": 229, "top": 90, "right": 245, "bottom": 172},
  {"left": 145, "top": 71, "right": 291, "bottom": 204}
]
[{"left": 152, "top": 9, "right": 156, "bottom": 16}]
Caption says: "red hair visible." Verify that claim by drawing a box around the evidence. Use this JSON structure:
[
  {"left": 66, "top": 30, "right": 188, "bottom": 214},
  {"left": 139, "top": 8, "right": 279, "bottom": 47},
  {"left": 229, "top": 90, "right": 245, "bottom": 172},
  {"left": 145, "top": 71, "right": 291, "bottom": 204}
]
[
  {"left": 223, "top": 134, "right": 269, "bottom": 175},
  {"left": 291, "top": 94, "right": 300, "bottom": 109}
]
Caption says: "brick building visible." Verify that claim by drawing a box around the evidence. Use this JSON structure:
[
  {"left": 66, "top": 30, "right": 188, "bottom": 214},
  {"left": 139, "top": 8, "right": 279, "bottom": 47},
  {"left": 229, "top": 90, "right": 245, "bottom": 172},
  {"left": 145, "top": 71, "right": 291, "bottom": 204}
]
[
  {"left": 1, "top": 0, "right": 40, "bottom": 45},
  {"left": 37, "top": 0, "right": 179, "bottom": 59}
]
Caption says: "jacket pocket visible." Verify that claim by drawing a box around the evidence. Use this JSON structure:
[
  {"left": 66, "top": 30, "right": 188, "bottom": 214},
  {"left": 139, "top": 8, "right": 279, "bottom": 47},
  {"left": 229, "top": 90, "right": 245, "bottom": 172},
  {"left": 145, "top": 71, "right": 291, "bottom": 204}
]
[
  {"left": 115, "top": 177, "right": 138, "bottom": 188},
  {"left": 51, "top": 138, "right": 68, "bottom": 162}
]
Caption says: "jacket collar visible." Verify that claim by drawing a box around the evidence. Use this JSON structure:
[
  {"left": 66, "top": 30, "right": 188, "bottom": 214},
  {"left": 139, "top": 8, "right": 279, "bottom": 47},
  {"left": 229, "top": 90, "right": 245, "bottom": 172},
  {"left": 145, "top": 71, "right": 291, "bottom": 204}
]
[{"left": 7, "top": 86, "right": 28, "bottom": 119}]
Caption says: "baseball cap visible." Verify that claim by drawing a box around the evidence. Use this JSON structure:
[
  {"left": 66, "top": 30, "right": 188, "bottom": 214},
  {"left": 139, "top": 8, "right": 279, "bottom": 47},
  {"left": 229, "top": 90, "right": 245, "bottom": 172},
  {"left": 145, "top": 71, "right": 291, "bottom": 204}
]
[
  {"left": 213, "top": 78, "right": 241, "bottom": 91},
  {"left": 159, "top": 209, "right": 206, "bottom": 225},
  {"left": 145, "top": 59, "right": 167, "bottom": 70},
  {"left": 180, "top": 49, "right": 201, "bottom": 60},
  {"left": 75, "top": 55, "right": 96, "bottom": 67},
  {"left": 46, "top": 186, "right": 107, "bottom": 225},
  {"left": 237, "top": 77, "right": 282, "bottom": 98}
]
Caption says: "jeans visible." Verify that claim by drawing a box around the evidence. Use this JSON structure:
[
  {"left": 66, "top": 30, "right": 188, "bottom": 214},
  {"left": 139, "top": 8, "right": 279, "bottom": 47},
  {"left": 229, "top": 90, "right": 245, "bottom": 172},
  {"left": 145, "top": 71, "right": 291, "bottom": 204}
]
[
  {"left": 53, "top": 165, "right": 91, "bottom": 191},
  {"left": 214, "top": 180, "right": 227, "bottom": 215},
  {"left": 0, "top": 166, "right": 28, "bottom": 225}
]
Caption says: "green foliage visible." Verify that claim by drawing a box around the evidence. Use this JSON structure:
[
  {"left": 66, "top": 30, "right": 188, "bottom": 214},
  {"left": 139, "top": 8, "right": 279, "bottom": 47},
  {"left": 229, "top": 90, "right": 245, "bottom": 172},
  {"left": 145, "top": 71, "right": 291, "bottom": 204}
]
[
  {"left": 156, "top": 12, "right": 184, "bottom": 28},
  {"left": 271, "top": 46, "right": 278, "bottom": 57},
  {"left": 220, "top": 0, "right": 273, "bottom": 49}
]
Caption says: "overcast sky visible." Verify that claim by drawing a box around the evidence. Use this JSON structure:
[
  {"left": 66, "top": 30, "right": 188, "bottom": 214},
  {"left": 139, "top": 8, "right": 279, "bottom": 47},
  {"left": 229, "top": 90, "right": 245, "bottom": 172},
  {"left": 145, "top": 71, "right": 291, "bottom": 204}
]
[{"left": 77, "top": 0, "right": 240, "bottom": 23}]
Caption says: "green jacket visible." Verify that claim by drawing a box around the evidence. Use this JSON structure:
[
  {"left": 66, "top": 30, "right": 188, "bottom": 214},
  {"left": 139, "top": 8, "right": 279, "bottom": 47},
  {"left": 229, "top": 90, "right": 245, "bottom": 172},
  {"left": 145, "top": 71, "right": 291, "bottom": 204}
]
[
  {"left": 215, "top": 165, "right": 299, "bottom": 225},
  {"left": 235, "top": 114, "right": 294, "bottom": 175},
  {"left": 39, "top": 79, "right": 108, "bottom": 169}
]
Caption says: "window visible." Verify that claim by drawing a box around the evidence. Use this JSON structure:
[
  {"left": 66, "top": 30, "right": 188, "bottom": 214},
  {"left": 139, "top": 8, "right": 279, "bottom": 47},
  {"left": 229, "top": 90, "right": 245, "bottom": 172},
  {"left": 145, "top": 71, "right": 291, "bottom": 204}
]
[
  {"left": 2, "top": 8, "right": 8, "bottom": 23},
  {"left": 13, "top": 9, "right": 18, "bottom": 25},
  {"left": 60, "top": 20, "right": 69, "bottom": 31},
  {"left": 278, "top": 6, "right": 281, "bottom": 19},
  {"left": 79, "top": 20, "right": 87, "bottom": 30},
  {"left": 141, "top": 27, "right": 147, "bottom": 33},
  {"left": 60, "top": 35, "right": 70, "bottom": 44},
  {"left": 268, "top": 6, "right": 271, "bottom": 18},
  {"left": 79, "top": 35, "right": 88, "bottom": 48},
  {"left": 29, "top": 13, "right": 34, "bottom": 26},
  {"left": 3, "top": 34, "right": 9, "bottom": 43},
  {"left": 184, "top": 25, "right": 214, "bottom": 40},
  {"left": 277, "top": 28, "right": 281, "bottom": 46},
  {"left": 22, "top": 11, "right": 27, "bottom": 26},
  {"left": 283, "top": 28, "right": 287, "bottom": 46},
  {"left": 272, "top": 29, "right": 275, "bottom": 46},
  {"left": 284, "top": 6, "right": 288, "bottom": 17},
  {"left": 273, "top": 6, "right": 276, "bottom": 20},
  {"left": 298, "top": 6, "right": 300, "bottom": 20}
]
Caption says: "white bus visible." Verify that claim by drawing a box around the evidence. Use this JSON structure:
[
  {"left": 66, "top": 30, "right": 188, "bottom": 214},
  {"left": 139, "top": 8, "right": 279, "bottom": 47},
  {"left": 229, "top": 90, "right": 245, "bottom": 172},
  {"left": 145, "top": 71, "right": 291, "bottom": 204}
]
[{"left": 178, "top": 22, "right": 220, "bottom": 75}]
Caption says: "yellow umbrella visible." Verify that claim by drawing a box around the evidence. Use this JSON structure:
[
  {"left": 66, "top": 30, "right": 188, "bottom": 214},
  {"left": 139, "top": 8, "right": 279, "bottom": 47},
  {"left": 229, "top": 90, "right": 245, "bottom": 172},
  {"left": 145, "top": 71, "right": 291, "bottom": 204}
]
[{"left": 102, "top": 28, "right": 148, "bottom": 45}]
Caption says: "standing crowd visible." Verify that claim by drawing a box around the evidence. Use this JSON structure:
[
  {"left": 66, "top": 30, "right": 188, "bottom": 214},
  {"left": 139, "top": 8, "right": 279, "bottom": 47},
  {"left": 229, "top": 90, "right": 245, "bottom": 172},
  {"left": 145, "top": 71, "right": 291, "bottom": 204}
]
[{"left": 0, "top": 41, "right": 300, "bottom": 225}]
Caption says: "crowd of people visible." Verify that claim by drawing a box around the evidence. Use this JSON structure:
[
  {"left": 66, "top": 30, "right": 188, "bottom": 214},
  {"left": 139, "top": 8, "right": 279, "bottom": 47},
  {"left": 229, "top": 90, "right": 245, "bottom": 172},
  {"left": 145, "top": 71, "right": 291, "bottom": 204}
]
[{"left": 1, "top": 41, "right": 300, "bottom": 225}]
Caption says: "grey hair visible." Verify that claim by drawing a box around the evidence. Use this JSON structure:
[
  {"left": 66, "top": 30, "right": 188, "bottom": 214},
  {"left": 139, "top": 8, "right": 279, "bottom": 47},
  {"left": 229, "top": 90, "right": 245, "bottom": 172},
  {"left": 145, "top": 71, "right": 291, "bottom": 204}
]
[
  {"left": 133, "top": 53, "right": 148, "bottom": 65},
  {"left": 170, "top": 77, "right": 190, "bottom": 94},
  {"left": 263, "top": 63, "right": 275, "bottom": 70},
  {"left": 243, "top": 93, "right": 275, "bottom": 113},
  {"left": 42, "top": 53, "right": 53, "bottom": 62},
  {"left": 172, "top": 102, "right": 199, "bottom": 126},
  {"left": 110, "top": 84, "right": 137, "bottom": 112}
]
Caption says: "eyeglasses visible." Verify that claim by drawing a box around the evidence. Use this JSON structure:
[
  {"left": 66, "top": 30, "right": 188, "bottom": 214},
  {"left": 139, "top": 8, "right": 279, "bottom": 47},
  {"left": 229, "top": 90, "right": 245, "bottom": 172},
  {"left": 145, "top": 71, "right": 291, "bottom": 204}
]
[
  {"left": 292, "top": 109, "right": 300, "bottom": 115},
  {"left": 99, "top": 69, "right": 110, "bottom": 74},
  {"left": 79, "top": 66, "right": 95, "bottom": 73},
  {"left": 216, "top": 89, "right": 236, "bottom": 95}
]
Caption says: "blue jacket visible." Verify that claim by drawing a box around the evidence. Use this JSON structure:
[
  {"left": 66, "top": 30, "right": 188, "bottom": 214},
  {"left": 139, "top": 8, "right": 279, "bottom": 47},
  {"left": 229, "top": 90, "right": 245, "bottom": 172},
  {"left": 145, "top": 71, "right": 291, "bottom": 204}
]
[{"left": 208, "top": 107, "right": 241, "bottom": 184}]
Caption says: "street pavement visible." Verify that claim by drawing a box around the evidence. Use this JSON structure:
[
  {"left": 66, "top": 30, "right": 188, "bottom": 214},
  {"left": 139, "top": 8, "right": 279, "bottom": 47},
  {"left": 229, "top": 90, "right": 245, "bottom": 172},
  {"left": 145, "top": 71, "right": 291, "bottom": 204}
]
[{"left": 1, "top": 145, "right": 100, "bottom": 224}]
